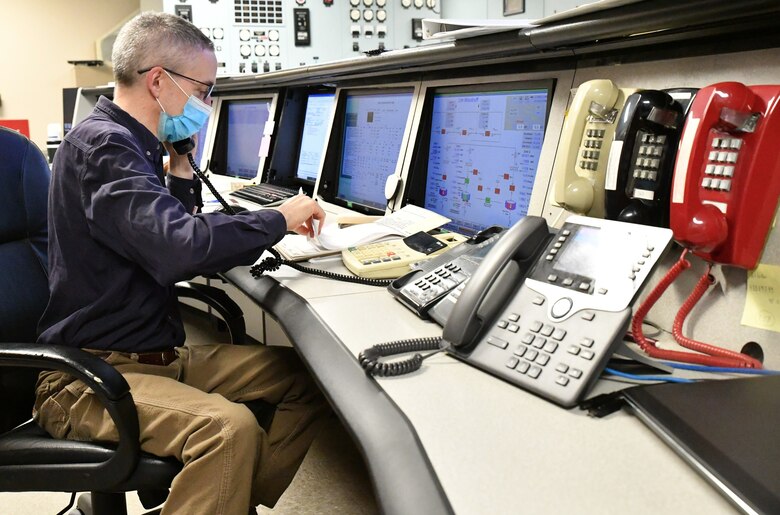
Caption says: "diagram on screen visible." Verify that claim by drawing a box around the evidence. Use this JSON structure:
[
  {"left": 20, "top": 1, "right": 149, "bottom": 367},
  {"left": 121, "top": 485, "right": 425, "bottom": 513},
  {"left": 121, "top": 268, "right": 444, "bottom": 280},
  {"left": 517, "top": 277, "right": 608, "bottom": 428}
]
[{"left": 424, "top": 89, "right": 548, "bottom": 232}]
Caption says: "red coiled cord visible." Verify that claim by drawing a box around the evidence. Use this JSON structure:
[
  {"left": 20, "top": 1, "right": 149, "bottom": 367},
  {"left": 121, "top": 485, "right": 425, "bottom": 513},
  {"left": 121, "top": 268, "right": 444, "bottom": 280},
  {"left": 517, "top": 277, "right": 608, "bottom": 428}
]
[{"left": 631, "top": 249, "right": 762, "bottom": 368}]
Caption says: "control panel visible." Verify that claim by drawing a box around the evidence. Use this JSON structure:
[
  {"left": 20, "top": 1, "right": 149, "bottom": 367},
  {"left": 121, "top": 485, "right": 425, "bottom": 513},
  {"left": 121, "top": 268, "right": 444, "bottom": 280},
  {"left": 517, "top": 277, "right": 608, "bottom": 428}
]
[{"left": 164, "top": 0, "right": 441, "bottom": 76}]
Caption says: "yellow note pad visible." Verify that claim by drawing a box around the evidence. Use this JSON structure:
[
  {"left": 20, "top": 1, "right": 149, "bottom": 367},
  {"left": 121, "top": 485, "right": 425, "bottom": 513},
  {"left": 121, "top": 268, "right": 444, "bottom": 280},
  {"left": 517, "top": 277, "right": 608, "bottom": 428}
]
[{"left": 742, "top": 263, "right": 780, "bottom": 332}]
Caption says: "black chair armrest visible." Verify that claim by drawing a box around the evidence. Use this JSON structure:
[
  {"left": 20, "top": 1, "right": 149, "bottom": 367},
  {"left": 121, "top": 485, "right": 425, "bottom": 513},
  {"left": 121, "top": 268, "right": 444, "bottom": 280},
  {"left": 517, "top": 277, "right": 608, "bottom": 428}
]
[
  {"left": 0, "top": 343, "right": 140, "bottom": 490},
  {"left": 175, "top": 281, "right": 246, "bottom": 345}
]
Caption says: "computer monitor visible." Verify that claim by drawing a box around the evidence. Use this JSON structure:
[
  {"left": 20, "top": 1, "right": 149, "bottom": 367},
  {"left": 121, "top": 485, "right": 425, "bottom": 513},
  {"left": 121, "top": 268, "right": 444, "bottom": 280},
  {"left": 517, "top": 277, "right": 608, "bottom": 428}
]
[
  {"left": 318, "top": 86, "right": 416, "bottom": 215},
  {"left": 192, "top": 114, "right": 213, "bottom": 170},
  {"left": 295, "top": 92, "right": 335, "bottom": 183},
  {"left": 403, "top": 80, "right": 554, "bottom": 235},
  {"left": 208, "top": 94, "right": 277, "bottom": 181},
  {"left": 265, "top": 87, "right": 335, "bottom": 191}
]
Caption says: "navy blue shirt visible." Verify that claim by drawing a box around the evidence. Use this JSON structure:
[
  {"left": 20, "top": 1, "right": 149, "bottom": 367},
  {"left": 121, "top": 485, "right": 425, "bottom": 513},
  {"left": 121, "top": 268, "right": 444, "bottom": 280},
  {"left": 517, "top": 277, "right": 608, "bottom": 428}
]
[{"left": 37, "top": 96, "right": 286, "bottom": 352}]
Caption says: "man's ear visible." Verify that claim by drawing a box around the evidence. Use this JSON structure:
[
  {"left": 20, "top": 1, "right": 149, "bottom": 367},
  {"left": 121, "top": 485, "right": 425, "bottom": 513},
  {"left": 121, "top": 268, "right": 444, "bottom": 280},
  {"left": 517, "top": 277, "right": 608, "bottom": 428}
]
[{"left": 146, "top": 66, "right": 164, "bottom": 98}]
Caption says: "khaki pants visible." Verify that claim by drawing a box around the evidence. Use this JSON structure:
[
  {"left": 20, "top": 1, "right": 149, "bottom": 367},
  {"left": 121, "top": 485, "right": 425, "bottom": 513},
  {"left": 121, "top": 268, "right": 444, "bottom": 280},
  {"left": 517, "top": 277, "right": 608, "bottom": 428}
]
[{"left": 34, "top": 343, "right": 329, "bottom": 515}]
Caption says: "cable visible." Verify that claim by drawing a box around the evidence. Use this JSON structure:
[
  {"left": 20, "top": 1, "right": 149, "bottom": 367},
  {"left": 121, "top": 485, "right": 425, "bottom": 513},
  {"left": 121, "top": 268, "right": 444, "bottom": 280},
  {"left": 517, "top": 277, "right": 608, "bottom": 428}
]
[
  {"left": 604, "top": 367, "right": 696, "bottom": 384},
  {"left": 630, "top": 249, "right": 761, "bottom": 368},
  {"left": 663, "top": 362, "right": 780, "bottom": 375},
  {"left": 250, "top": 248, "right": 393, "bottom": 287},
  {"left": 359, "top": 337, "right": 444, "bottom": 377},
  {"left": 56, "top": 492, "right": 77, "bottom": 515},
  {"left": 187, "top": 153, "right": 236, "bottom": 215},
  {"left": 672, "top": 265, "right": 763, "bottom": 368}
]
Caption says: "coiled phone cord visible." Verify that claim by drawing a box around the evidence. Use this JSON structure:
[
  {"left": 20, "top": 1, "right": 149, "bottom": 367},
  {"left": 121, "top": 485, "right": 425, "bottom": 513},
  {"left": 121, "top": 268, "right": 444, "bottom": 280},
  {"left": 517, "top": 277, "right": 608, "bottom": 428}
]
[
  {"left": 250, "top": 248, "right": 394, "bottom": 287},
  {"left": 188, "top": 153, "right": 236, "bottom": 215},
  {"left": 358, "top": 336, "right": 444, "bottom": 377},
  {"left": 631, "top": 249, "right": 762, "bottom": 368}
]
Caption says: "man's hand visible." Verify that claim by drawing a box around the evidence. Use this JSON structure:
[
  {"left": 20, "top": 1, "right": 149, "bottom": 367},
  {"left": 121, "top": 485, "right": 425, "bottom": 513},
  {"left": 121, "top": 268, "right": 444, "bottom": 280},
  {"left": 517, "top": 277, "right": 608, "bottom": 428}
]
[{"left": 274, "top": 195, "right": 326, "bottom": 237}]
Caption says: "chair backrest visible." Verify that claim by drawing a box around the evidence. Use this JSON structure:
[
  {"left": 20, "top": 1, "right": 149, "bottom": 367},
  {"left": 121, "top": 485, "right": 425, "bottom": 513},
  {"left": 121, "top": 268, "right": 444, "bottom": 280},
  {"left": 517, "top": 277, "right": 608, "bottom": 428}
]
[{"left": 0, "top": 126, "right": 51, "bottom": 432}]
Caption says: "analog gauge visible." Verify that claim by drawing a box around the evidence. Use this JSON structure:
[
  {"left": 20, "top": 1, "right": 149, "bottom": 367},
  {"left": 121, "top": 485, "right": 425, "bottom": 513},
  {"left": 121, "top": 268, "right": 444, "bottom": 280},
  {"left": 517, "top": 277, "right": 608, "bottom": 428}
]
[
  {"left": 401, "top": 0, "right": 411, "bottom": 8},
  {"left": 239, "top": 44, "right": 252, "bottom": 57},
  {"left": 350, "top": 8, "right": 361, "bottom": 21},
  {"left": 254, "top": 45, "right": 266, "bottom": 56},
  {"left": 414, "top": 0, "right": 423, "bottom": 8},
  {"left": 363, "top": 0, "right": 373, "bottom": 6},
  {"left": 376, "top": 9, "right": 387, "bottom": 22},
  {"left": 376, "top": 0, "right": 386, "bottom": 6},
  {"left": 350, "top": 0, "right": 359, "bottom": 6},
  {"left": 212, "top": 27, "right": 224, "bottom": 39},
  {"left": 268, "top": 29, "right": 280, "bottom": 41},
  {"left": 269, "top": 44, "right": 280, "bottom": 57},
  {"left": 239, "top": 28, "right": 251, "bottom": 41},
  {"left": 363, "top": 9, "right": 374, "bottom": 21}
]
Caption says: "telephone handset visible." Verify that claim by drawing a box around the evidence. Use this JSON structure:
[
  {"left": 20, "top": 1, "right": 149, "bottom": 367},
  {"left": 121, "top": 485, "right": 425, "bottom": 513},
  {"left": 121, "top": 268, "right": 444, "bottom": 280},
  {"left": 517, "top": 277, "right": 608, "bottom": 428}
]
[
  {"left": 441, "top": 217, "right": 551, "bottom": 350},
  {"left": 553, "top": 80, "right": 638, "bottom": 218},
  {"left": 670, "top": 82, "right": 780, "bottom": 268},
  {"left": 604, "top": 89, "right": 695, "bottom": 227}
]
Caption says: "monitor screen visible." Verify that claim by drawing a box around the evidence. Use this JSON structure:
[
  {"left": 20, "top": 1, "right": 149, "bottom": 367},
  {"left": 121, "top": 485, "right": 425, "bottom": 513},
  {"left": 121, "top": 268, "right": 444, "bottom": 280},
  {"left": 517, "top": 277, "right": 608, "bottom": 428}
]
[
  {"left": 215, "top": 98, "right": 272, "bottom": 179},
  {"left": 294, "top": 92, "right": 334, "bottom": 183},
  {"left": 193, "top": 119, "right": 211, "bottom": 169},
  {"left": 419, "top": 83, "right": 551, "bottom": 234},
  {"left": 335, "top": 89, "right": 414, "bottom": 211}
]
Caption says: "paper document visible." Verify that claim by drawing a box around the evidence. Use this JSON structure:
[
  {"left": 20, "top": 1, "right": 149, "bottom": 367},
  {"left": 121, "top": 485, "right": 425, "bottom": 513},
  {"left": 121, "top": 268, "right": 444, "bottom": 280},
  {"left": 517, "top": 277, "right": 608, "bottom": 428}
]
[
  {"left": 422, "top": 18, "right": 538, "bottom": 41},
  {"left": 741, "top": 263, "right": 780, "bottom": 332},
  {"left": 273, "top": 205, "right": 450, "bottom": 261}
]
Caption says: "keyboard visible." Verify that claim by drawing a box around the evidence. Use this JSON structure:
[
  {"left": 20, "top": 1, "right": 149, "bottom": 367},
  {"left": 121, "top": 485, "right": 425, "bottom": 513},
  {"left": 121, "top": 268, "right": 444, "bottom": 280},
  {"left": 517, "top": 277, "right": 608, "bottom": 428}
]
[{"left": 230, "top": 183, "right": 299, "bottom": 206}]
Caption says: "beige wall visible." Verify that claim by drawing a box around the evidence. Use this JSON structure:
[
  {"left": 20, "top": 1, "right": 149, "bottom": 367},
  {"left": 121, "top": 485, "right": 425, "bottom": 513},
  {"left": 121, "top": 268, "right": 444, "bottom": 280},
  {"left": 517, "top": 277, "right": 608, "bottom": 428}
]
[{"left": 0, "top": 0, "right": 141, "bottom": 150}]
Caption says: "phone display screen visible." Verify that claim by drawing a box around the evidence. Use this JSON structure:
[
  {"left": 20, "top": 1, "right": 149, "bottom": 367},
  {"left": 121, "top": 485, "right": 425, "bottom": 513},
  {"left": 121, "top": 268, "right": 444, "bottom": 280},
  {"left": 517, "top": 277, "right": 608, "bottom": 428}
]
[{"left": 553, "top": 225, "right": 602, "bottom": 277}]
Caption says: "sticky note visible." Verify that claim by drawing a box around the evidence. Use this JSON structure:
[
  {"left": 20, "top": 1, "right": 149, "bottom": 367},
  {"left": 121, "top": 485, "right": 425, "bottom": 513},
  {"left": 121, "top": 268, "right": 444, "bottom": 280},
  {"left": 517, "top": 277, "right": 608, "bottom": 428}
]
[{"left": 741, "top": 263, "right": 780, "bottom": 332}]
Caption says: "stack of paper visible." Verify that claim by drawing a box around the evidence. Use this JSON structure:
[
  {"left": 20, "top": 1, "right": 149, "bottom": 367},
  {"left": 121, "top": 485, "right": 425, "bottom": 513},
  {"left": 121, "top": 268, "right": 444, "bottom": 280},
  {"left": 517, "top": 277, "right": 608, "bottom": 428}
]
[{"left": 274, "top": 205, "right": 450, "bottom": 261}]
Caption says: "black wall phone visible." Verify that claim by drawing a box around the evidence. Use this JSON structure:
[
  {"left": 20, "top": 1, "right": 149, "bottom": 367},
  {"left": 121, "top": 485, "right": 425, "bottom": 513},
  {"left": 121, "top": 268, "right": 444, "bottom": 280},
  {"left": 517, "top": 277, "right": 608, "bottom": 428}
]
[
  {"left": 376, "top": 215, "right": 674, "bottom": 407},
  {"left": 604, "top": 88, "right": 697, "bottom": 227}
]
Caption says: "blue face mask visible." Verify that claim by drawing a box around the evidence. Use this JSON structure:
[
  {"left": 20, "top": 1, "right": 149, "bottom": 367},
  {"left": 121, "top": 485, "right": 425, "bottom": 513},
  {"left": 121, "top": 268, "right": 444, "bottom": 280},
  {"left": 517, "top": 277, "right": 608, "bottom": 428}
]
[{"left": 156, "top": 70, "right": 212, "bottom": 143}]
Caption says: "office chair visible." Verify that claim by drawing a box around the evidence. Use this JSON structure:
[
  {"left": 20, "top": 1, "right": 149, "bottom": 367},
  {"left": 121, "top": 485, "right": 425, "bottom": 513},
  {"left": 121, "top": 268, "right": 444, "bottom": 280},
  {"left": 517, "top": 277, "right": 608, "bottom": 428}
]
[{"left": 0, "top": 127, "right": 273, "bottom": 514}]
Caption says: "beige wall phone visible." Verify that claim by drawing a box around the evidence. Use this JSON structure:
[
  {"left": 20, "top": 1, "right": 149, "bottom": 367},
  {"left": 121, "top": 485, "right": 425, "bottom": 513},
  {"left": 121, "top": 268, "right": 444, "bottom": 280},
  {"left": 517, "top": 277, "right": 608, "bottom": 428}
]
[{"left": 553, "top": 79, "right": 637, "bottom": 218}]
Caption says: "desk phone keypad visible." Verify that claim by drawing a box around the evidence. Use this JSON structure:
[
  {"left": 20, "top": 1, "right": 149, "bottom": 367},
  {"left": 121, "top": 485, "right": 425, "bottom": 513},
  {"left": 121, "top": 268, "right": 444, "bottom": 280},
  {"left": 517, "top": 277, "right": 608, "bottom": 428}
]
[
  {"left": 400, "top": 260, "right": 472, "bottom": 308},
  {"left": 455, "top": 285, "right": 631, "bottom": 408},
  {"left": 702, "top": 134, "right": 742, "bottom": 192},
  {"left": 398, "top": 235, "right": 499, "bottom": 312}
]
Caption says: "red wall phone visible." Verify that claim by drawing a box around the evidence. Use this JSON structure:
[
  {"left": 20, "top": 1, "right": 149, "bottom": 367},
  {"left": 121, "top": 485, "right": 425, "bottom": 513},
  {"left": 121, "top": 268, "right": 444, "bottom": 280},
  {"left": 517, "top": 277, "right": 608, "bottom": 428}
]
[{"left": 670, "top": 82, "right": 780, "bottom": 269}]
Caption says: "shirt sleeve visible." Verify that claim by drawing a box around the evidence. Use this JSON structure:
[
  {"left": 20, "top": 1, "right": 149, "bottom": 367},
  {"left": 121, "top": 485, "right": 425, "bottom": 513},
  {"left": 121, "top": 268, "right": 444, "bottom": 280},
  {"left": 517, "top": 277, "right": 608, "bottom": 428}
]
[{"left": 81, "top": 133, "right": 287, "bottom": 285}]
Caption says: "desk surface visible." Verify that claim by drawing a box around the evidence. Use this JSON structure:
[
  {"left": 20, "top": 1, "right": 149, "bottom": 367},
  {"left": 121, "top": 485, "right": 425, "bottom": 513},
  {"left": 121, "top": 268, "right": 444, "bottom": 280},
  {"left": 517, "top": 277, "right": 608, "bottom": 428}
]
[{"left": 223, "top": 258, "right": 739, "bottom": 515}]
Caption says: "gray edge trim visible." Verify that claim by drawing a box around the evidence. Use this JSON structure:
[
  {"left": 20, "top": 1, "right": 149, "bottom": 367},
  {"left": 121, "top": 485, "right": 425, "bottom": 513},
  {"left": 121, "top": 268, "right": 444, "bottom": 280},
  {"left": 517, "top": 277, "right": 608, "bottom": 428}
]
[{"left": 222, "top": 268, "right": 454, "bottom": 515}]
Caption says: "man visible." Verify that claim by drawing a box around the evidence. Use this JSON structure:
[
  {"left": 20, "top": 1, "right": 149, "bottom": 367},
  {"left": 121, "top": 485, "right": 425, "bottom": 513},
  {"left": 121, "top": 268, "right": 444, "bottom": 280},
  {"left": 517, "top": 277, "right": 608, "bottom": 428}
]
[{"left": 34, "top": 12, "right": 329, "bottom": 515}]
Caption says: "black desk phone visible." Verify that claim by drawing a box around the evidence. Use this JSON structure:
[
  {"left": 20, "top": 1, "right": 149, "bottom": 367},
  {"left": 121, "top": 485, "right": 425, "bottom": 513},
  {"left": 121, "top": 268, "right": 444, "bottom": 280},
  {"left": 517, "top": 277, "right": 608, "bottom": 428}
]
[{"left": 377, "top": 215, "right": 673, "bottom": 407}]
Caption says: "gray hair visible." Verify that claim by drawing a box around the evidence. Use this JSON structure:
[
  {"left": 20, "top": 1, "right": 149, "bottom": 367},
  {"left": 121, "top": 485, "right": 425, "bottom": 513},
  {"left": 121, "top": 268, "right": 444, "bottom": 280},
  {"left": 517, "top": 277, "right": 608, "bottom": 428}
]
[{"left": 112, "top": 12, "right": 213, "bottom": 86}]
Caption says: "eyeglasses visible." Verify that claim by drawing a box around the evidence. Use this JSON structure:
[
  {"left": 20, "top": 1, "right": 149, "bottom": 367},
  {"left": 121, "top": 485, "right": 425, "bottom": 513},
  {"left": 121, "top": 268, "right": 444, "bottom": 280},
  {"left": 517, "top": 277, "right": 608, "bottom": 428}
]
[{"left": 137, "top": 66, "right": 215, "bottom": 99}]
